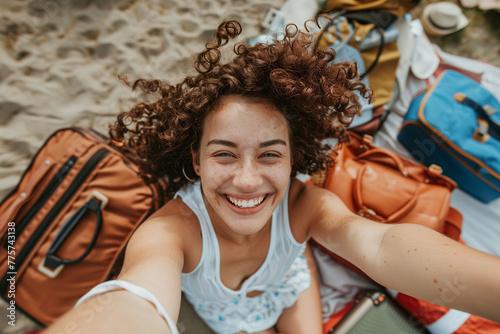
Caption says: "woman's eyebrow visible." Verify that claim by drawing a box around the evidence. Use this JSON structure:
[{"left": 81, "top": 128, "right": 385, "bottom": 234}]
[
  {"left": 207, "top": 139, "right": 237, "bottom": 147},
  {"left": 206, "top": 139, "right": 286, "bottom": 148},
  {"left": 260, "top": 139, "right": 287, "bottom": 148}
]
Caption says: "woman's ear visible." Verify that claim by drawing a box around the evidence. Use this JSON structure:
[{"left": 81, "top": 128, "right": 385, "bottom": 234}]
[{"left": 191, "top": 147, "right": 200, "bottom": 176}]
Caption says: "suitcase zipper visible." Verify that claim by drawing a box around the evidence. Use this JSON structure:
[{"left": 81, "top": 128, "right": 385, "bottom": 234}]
[
  {"left": 1, "top": 148, "right": 110, "bottom": 295},
  {"left": 4, "top": 156, "right": 78, "bottom": 249}
]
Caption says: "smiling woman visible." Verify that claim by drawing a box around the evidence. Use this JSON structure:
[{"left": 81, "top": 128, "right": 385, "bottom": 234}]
[{"left": 44, "top": 19, "right": 500, "bottom": 334}]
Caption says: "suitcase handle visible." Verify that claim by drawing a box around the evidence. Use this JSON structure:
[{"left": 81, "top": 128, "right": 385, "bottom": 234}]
[
  {"left": 38, "top": 191, "right": 108, "bottom": 278},
  {"left": 454, "top": 92, "right": 500, "bottom": 141}
]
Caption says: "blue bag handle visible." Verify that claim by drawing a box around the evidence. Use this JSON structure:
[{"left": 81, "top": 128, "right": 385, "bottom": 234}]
[{"left": 454, "top": 92, "right": 500, "bottom": 141}]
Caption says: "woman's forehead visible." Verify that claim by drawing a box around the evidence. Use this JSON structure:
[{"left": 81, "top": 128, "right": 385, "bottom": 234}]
[{"left": 202, "top": 95, "right": 289, "bottom": 144}]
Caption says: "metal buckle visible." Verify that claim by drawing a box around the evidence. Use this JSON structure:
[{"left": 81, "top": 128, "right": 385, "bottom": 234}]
[
  {"left": 86, "top": 190, "right": 108, "bottom": 210},
  {"left": 473, "top": 118, "right": 490, "bottom": 143},
  {"left": 428, "top": 164, "right": 443, "bottom": 175},
  {"left": 38, "top": 258, "right": 64, "bottom": 278},
  {"left": 362, "top": 134, "right": 373, "bottom": 143},
  {"left": 483, "top": 104, "right": 497, "bottom": 116}
]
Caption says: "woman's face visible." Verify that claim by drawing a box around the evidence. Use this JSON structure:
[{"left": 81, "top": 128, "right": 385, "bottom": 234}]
[{"left": 193, "top": 95, "right": 292, "bottom": 237}]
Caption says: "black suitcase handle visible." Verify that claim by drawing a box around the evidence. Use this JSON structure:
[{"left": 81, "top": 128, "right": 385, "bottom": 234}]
[
  {"left": 454, "top": 92, "right": 500, "bottom": 141},
  {"left": 38, "top": 191, "right": 107, "bottom": 278}
]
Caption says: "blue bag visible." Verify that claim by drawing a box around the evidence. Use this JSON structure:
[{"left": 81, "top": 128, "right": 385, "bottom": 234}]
[{"left": 398, "top": 70, "right": 500, "bottom": 203}]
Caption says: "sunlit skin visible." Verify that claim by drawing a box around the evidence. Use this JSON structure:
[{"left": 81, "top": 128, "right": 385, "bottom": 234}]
[{"left": 192, "top": 95, "right": 293, "bottom": 243}]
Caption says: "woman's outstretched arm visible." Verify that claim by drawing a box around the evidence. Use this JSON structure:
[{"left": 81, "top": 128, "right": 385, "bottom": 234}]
[
  {"left": 300, "top": 181, "right": 500, "bottom": 323},
  {"left": 44, "top": 215, "right": 186, "bottom": 334}
]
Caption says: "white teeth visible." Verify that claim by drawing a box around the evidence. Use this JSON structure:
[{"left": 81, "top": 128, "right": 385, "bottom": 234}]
[{"left": 227, "top": 195, "right": 265, "bottom": 208}]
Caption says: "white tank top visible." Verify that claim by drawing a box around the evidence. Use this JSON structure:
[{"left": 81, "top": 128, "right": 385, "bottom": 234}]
[{"left": 175, "top": 181, "right": 310, "bottom": 333}]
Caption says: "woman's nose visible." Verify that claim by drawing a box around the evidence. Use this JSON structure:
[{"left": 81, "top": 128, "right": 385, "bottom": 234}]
[{"left": 233, "top": 159, "right": 263, "bottom": 190}]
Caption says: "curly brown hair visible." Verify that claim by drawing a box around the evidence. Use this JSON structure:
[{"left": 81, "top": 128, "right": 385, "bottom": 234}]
[{"left": 109, "top": 19, "right": 372, "bottom": 198}]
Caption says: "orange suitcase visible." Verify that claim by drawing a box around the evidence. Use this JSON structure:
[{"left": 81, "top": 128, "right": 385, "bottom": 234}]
[{"left": 0, "top": 127, "right": 166, "bottom": 326}]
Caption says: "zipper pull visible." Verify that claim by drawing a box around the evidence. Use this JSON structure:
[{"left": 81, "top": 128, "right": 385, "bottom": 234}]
[{"left": 57, "top": 156, "right": 77, "bottom": 181}]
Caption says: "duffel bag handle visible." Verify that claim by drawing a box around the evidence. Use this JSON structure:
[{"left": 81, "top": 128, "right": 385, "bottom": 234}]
[
  {"left": 454, "top": 92, "right": 500, "bottom": 141},
  {"left": 354, "top": 148, "right": 408, "bottom": 176},
  {"left": 352, "top": 147, "right": 421, "bottom": 222},
  {"left": 354, "top": 163, "right": 420, "bottom": 222},
  {"left": 38, "top": 191, "right": 107, "bottom": 278}
]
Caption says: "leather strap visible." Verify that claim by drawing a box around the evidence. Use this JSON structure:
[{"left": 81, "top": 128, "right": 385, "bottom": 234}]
[
  {"left": 443, "top": 207, "right": 463, "bottom": 241},
  {"left": 355, "top": 148, "right": 408, "bottom": 176}
]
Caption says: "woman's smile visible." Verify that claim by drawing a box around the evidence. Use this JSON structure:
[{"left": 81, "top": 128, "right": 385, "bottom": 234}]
[
  {"left": 221, "top": 192, "right": 272, "bottom": 217},
  {"left": 225, "top": 194, "right": 266, "bottom": 209}
]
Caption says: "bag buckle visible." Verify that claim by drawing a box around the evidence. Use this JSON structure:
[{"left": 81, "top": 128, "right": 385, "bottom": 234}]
[
  {"left": 483, "top": 104, "right": 497, "bottom": 116},
  {"left": 38, "top": 258, "right": 64, "bottom": 278},
  {"left": 362, "top": 134, "right": 373, "bottom": 143},
  {"left": 428, "top": 164, "right": 443, "bottom": 175},
  {"left": 86, "top": 190, "right": 108, "bottom": 210},
  {"left": 426, "top": 164, "right": 443, "bottom": 183},
  {"left": 473, "top": 118, "right": 490, "bottom": 143},
  {"left": 359, "top": 134, "right": 373, "bottom": 152}
]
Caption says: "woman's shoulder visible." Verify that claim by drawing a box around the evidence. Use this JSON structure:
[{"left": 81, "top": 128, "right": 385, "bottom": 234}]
[
  {"left": 151, "top": 196, "right": 197, "bottom": 220},
  {"left": 288, "top": 177, "right": 338, "bottom": 207},
  {"left": 145, "top": 197, "right": 200, "bottom": 233},
  {"left": 137, "top": 198, "right": 201, "bottom": 245},
  {"left": 288, "top": 177, "right": 353, "bottom": 236},
  {"left": 132, "top": 197, "right": 202, "bottom": 272}
]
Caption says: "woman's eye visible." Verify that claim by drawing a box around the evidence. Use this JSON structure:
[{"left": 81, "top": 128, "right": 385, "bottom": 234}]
[
  {"left": 260, "top": 152, "right": 280, "bottom": 158},
  {"left": 215, "top": 152, "right": 234, "bottom": 158}
]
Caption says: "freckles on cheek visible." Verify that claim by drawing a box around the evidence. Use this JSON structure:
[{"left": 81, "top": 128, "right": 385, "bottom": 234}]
[
  {"left": 213, "top": 170, "right": 228, "bottom": 185},
  {"left": 272, "top": 165, "right": 291, "bottom": 186},
  {"left": 203, "top": 162, "right": 228, "bottom": 184}
]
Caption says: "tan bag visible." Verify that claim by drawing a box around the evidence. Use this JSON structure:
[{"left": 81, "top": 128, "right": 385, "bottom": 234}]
[
  {"left": 0, "top": 127, "right": 166, "bottom": 326},
  {"left": 309, "top": 131, "right": 462, "bottom": 275}
]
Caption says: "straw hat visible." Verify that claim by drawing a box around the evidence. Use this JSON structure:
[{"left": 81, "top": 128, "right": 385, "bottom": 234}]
[{"left": 421, "top": 2, "right": 469, "bottom": 36}]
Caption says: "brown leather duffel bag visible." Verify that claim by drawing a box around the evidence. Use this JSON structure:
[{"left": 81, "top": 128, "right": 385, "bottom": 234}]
[{"left": 0, "top": 127, "right": 166, "bottom": 326}]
